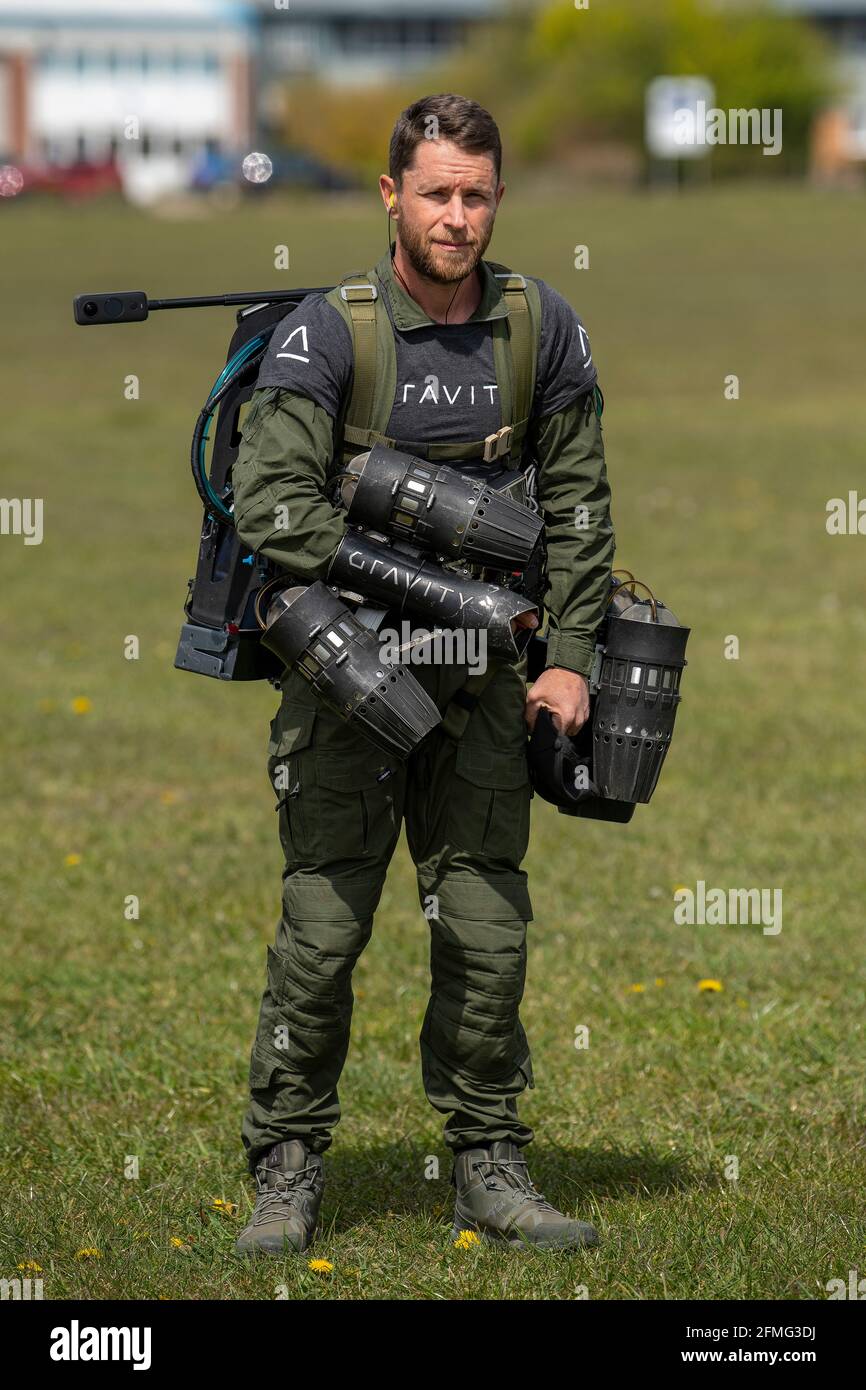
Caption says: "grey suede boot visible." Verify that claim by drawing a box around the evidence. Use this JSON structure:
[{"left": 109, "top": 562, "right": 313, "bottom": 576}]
[
  {"left": 235, "top": 1138, "right": 324, "bottom": 1256},
  {"left": 451, "top": 1140, "right": 599, "bottom": 1250}
]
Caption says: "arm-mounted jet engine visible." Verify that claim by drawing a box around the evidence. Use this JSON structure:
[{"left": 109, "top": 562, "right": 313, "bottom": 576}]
[
  {"left": 259, "top": 581, "right": 442, "bottom": 759},
  {"left": 326, "top": 527, "right": 539, "bottom": 662},
  {"left": 527, "top": 576, "right": 689, "bottom": 823},
  {"left": 340, "top": 444, "right": 544, "bottom": 572}
]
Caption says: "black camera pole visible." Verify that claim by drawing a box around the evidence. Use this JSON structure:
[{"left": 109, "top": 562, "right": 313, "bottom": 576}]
[{"left": 72, "top": 288, "right": 330, "bottom": 325}]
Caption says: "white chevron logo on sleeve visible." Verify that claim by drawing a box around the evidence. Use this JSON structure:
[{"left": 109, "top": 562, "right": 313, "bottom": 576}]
[{"left": 276, "top": 323, "right": 310, "bottom": 363}]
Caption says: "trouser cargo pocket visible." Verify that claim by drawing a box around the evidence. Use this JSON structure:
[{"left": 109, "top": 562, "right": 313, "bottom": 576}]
[
  {"left": 313, "top": 748, "right": 398, "bottom": 861},
  {"left": 268, "top": 703, "right": 317, "bottom": 865},
  {"left": 450, "top": 741, "right": 531, "bottom": 866}
]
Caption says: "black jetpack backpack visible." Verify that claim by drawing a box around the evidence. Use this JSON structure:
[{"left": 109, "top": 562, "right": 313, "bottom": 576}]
[{"left": 73, "top": 284, "right": 327, "bottom": 683}]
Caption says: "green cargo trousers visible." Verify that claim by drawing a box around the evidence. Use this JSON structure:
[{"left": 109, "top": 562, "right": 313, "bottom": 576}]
[{"left": 240, "top": 649, "right": 535, "bottom": 1171}]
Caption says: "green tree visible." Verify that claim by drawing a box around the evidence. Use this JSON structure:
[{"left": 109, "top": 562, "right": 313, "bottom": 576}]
[
  {"left": 278, "top": 1, "right": 835, "bottom": 182},
  {"left": 456, "top": 0, "right": 835, "bottom": 175}
]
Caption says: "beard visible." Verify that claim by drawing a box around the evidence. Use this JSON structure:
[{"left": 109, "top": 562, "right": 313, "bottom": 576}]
[{"left": 398, "top": 215, "right": 494, "bottom": 285}]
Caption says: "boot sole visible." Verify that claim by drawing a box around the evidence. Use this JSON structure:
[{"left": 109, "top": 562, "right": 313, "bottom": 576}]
[
  {"left": 450, "top": 1220, "right": 599, "bottom": 1251},
  {"left": 235, "top": 1229, "right": 316, "bottom": 1257}
]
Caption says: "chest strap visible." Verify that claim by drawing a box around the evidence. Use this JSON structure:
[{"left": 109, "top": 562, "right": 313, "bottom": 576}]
[{"left": 341, "top": 418, "right": 530, "bottom": 464}]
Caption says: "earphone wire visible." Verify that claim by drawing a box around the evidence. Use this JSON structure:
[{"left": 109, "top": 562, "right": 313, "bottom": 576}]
[{"left": 387, "top": 198, "right": 468, "bottom": 325}]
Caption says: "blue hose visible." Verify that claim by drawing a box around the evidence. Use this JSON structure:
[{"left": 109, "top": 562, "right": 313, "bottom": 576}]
[{"left": 198, "top": 334, "right": 268, "bottom": 520}]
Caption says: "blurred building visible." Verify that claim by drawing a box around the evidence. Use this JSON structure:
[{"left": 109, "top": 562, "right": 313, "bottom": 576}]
[
  {"left": 775, "top": 0, "right": 866, "bottom": 172},
  {"left": 0, "top": 0, "right": 254, "bottom": 166},
  {"left": 254, "top": 0, "right": 498, "bottom": 89},
  {"left": 5, "top": 0, "right": 860, "bottom": 191}
]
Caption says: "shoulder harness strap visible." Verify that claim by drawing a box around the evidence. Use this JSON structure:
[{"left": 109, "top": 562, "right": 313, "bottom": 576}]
[
  {"left": 486, "top": 264, "right": 540, "bottom": 464},
  {"left": 326, "top": 262, "right": 541, "bottom": 468}
]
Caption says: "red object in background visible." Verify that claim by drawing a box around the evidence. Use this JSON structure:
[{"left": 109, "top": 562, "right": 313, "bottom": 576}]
[{"left": 14, "top": 159, "right": 123, "bottom": 200}]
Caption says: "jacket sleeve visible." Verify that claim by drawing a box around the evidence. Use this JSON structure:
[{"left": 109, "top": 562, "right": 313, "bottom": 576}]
[
  {"left": 230, "top": 385, "right": 349, "bottom": 583},
  {"left": 529, "top": 386, "right": 616, "bottom": 680}
]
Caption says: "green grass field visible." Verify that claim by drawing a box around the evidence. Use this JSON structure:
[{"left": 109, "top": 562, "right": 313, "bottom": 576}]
[{"left": 1, "top": 185, "right": 864, "bottom": 1300}]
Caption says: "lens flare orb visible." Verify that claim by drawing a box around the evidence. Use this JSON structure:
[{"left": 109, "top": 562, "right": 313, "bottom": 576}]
[{"left": 242, "top": 152, "right": 273, "bottom": 185}]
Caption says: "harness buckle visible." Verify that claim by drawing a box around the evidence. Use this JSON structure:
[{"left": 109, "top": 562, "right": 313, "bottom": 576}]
[
  {"left": 482, "top": 425, "right": 513, "bottom": 463},
  {"left": 494, "top": 272, "right": 528, "bottom": 291},
  {"left": 340, "top": 283, "right": 378, "bottom": 302}
]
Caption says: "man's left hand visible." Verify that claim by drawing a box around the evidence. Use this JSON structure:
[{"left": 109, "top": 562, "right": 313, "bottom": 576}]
[{"left": 524, "top": 667, "right": 590, "bottom": 737}]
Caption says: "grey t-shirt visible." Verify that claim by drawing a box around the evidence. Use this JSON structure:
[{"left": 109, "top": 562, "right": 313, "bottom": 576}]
[{"left": 256, "top": 268, "right": 597, "bottom": 446}]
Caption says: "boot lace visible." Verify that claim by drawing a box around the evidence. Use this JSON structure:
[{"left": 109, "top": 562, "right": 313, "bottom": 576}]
[
  {"left": 252, "top": 1163, "right": 319, "bottom": 1226},
  {"left": 472, "top": 1156, "right": 556, "bottom": 1210}
]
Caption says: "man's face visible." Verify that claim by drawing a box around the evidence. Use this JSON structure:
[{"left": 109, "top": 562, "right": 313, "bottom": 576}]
[{"left": 389, "top": 139, "right": 504, "bottom": 284}]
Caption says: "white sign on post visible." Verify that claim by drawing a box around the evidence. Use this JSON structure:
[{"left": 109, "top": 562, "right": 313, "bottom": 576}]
[{"left": 645, "top": 76, "right": 716, "bottom": 160}]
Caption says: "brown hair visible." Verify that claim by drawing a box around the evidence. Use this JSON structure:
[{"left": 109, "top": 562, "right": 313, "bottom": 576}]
[{"left": 389, "top": 94, "right": 502, "bottom": 189}]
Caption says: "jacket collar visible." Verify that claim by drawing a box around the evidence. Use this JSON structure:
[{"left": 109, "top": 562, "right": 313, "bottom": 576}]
[{"left": 372, "top": 247, "right": 511, "bottom": 332}]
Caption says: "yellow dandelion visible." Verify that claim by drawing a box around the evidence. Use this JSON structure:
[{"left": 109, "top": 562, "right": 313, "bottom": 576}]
[
  {"left": 17, "top": 1260, "right": 42, "bottom": 1273},
  {"left": 212, "top": 1198, "right": 237, "bottom": 1215},
  {"left": 698, "top": 979, "right": 723, "bottom": 992},
  {"left": 308, "top": 1258, "right": 333, "bottom": 1274},
  {"left": 170, "top": 1236, "right": 185, "bottom": 1248},
  {"left": 75, "top": 1248, "right": 102, "bottom": 1260},
  {"left": 654, "top": 977, "right": 666, "bottom": 988},
  {"left": 159, "top": 789, "right": 178, "bottom": 805},
  {"left": 627, "top": 982, "right": 646, "bottom": 993},
  {"left": 453, "top": 1230, "right": 481, "bottom": 1250},
  {"left": 64, "top": 853, "right": 82, "bottom": 867},
  {"left": 71, "top": 696, "right": 92, "bottom": 715}
]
